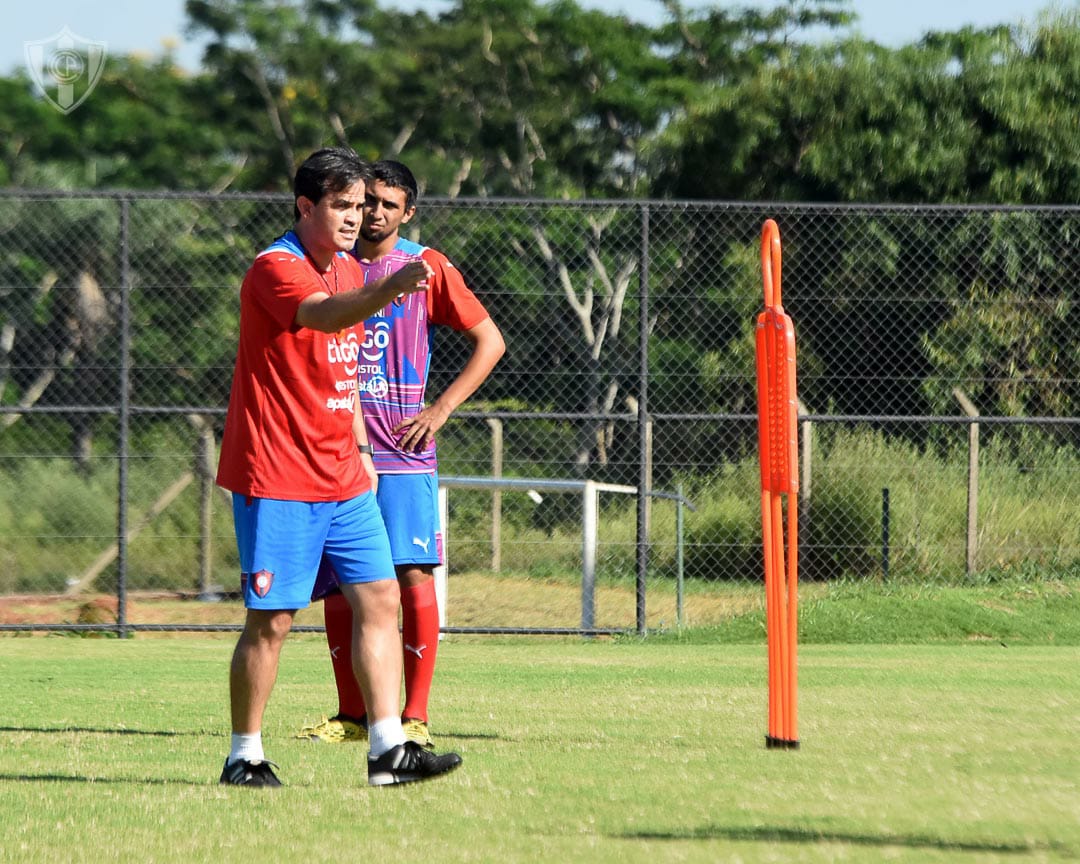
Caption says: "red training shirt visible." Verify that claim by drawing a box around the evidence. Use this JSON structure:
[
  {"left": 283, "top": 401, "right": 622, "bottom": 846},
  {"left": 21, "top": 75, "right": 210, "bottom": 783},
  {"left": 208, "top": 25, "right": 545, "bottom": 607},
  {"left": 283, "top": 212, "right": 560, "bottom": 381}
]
[{"left": 216, "top": 231, "right": 371, "bottom": 502}]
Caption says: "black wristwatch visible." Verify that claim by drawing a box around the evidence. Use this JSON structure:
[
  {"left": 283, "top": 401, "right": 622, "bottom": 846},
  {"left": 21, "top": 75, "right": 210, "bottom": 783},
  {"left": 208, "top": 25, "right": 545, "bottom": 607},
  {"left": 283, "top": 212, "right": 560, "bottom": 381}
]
[{"left": 357, "top": 443, "right": 374, "bottom": 455}]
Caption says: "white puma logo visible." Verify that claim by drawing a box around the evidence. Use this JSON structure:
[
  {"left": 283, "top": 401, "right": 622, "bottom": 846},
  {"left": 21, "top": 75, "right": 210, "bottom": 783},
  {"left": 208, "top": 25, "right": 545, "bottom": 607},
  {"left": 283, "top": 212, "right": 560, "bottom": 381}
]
[
  {"left": 412, "top": 536, "right": 431, "bottom": 553},
  {"left": 330, "top": 646, "right": 341, "bottom": 660},
  {"left": 405, "top": 643, "right": 427, "bottom": 659}
]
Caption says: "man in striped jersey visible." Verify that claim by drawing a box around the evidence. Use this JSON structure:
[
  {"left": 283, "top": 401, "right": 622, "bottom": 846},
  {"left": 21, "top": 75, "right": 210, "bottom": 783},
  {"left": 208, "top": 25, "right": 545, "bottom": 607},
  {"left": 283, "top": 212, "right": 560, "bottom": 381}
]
[{"left": 302, "top": 160, "right": 505, "bottom": 749}]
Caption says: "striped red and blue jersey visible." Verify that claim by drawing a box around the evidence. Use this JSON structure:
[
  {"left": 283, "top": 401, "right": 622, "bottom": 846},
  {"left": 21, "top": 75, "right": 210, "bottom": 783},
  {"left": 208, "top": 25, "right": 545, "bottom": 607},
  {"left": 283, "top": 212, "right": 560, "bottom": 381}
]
[{"left": 354, "top": 238, "right": 489, "bottom": 474}]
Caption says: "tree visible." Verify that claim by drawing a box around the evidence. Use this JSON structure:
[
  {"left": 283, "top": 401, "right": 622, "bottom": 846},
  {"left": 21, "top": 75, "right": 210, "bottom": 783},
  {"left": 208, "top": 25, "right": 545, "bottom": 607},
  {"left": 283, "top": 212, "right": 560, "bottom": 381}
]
[{"left": 649, "top": 11, "right": 1080, "bottom": 430}]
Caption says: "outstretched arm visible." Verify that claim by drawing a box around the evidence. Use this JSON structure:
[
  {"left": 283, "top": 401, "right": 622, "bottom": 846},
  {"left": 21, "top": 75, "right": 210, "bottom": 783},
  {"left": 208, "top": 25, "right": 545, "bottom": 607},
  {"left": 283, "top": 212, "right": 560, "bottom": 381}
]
[
  {"left": 294, "top": 261, "right": 432, "bottom": 333},
  {"left": 394, "top": 317, "right": 506, "bottom": 453}
]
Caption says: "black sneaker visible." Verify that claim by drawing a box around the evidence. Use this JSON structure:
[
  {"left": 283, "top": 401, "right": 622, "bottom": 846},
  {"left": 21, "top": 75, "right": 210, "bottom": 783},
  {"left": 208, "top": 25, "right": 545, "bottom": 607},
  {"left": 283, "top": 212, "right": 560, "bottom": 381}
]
[
  {"left": 219, "top": 758, "right": 282, "bottom": 787},
  {"left": 367, "top": 741, "right": 462, "bottom": 787}
]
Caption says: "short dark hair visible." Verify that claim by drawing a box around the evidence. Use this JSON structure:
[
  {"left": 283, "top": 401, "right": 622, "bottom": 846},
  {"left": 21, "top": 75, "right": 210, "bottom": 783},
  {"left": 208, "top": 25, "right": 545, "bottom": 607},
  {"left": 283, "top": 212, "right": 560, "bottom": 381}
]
[
  {"left": 293, "top": 147, "right": 371, "bottom": 220},
  {"left": 371, "top": 160, "right": 419, "bottom": 211}
]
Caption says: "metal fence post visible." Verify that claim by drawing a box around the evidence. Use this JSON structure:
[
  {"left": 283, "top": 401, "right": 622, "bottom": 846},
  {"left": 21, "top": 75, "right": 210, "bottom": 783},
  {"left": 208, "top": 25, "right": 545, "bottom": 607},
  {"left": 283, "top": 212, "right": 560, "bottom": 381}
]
[
  {"left": 487, "top": 417, "right": 503, "bottom": 571},
  {"left": 676, "top": 482, "right": 685, "bottom": 630},
  {"left": 635, "top": 203, "right": 650, "bottom": 636},
  {"left": 117, "top": 197, "right": 131, "bottom": 638},
  {"left": 194, "top": 417, "right": 216, "bottom": 598},
  {"left": 582, "top": 479, "right": 598, "bottom": 630},
  {"left": 954, "top": 388, "right": 980, "bottom": 577},
  {"left": 798, "top": 398, "right": 812, "bottom": 576},
  {"left": 881, "top": 487, "right": 890, "bottom": 580}
]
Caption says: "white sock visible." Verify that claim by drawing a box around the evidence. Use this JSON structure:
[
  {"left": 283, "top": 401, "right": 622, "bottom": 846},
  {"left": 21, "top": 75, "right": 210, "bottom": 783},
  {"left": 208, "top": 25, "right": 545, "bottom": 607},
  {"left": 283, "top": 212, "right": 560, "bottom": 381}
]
[
  {"left": 367, "top": 716, "right": 406, "bottom": 759},
  {"left": 228, "top": 732, "right": 264, "bottom": 765}
]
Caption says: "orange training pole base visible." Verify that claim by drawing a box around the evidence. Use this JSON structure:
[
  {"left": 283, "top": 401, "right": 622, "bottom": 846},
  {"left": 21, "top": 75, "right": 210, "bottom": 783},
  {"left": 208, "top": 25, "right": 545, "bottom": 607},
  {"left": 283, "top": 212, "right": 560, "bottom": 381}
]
[{"left": 757, "top": 218, "right": 799, "bottom": 749}]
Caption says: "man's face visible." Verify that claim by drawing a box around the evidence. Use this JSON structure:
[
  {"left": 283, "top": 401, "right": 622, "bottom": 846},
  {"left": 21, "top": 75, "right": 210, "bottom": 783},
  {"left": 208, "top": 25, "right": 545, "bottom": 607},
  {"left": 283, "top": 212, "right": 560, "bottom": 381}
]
[
  {"left": 361, "top": 180, "right": 414, "bottom": 244},
  {"left": 299, "top": 179, "right": 365, "bottom": 253}
]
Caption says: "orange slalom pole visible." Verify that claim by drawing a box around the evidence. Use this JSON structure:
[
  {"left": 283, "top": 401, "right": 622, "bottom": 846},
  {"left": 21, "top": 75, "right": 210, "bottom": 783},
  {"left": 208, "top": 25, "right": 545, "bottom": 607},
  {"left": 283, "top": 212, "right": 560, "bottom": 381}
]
[
  {"left": 761, "top": 489, "right": 780, "bottom": 740},
  {"left": 757, "top": 218, "right": 799, "bottom": 749},
  {"left": 771, "top": 491, "right": 789, "bottom": 735},
  {"left": 755, "top": 315, "right": 781, "bottom": 742},
  {"left": 764, "top": 278, "right": 792, "bottom": 740},
  {"left": 779, "top": 298, "right": 799, "bottom": 744},
  {"left": 786, "top": 497, "right": 799, "bottom": 741}
]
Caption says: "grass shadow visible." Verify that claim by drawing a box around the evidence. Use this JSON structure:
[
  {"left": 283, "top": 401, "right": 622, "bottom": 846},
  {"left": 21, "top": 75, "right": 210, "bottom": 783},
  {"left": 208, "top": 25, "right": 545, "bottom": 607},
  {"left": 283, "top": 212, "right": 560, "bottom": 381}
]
[
  {"left": 0, "top": 772, "right": 212, "bottom": 786},
  {"left": 436, "top": 729, "right": 500, "bottom": 743},
  {"left": 617, "top": 824, "right": 1068, "bottom": 856},
  {"left": 0, "top": 725, "right": 191, "bottom": 737}
]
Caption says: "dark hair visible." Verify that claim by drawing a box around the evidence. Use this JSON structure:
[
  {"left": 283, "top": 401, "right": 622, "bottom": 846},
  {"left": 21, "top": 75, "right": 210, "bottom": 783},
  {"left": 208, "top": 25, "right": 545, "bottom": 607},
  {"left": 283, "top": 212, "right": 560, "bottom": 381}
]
[
  {"left": 293, "top": 147, "right": 371, "bottom": 221},
  {"left": 371, "top": 159, "right": 419, "bottom": 211}
]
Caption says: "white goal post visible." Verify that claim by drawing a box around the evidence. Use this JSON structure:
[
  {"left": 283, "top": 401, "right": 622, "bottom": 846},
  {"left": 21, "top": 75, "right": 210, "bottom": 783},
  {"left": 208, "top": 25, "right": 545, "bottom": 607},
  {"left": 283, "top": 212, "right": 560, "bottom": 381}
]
[{"left": 434, "top": 476, "right": 636, "bottom": 630}]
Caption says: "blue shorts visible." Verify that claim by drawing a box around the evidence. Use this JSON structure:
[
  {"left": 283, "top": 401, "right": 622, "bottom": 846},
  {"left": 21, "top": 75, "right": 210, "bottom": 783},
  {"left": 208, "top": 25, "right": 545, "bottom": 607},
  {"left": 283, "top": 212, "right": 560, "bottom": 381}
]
[
  {"left": 232, "top": 492, "right": 394, "bottom": 610},
  {"left": 311, "top": 473, "right": 441, "bottom": 601},
  {"left": 376, "top": 472, "right": 443, "bottom": 567}
]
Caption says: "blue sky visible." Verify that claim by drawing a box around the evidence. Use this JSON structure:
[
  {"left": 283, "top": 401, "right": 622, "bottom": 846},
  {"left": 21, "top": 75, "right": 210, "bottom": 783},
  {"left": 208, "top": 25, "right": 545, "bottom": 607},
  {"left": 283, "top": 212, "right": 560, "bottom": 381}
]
[{"left": 2, "top": 0, "right": 1062, "bottom": 75}]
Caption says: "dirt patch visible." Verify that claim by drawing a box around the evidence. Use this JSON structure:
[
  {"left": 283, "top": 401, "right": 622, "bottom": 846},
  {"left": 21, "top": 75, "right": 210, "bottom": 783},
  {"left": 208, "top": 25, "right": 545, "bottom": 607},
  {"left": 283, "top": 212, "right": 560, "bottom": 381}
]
[
  {"left": 976, "top": 600, "right": 1019, "bottom": 616},
  {"left": 0, "top": 591, "right": 323, "bottom": 630},
  {"left": 1, "top": 577, "right": 766, "bottom": 633}
]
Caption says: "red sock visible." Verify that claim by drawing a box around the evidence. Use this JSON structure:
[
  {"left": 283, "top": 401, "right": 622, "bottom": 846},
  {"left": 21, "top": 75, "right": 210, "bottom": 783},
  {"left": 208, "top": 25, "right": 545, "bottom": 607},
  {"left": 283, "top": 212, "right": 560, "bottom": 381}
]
[
  {"left": 400, "top": 579, "right": 439, "bottom": 723},
  {"left": 323, "top": 591, "right": 366, "bottom": 720}
]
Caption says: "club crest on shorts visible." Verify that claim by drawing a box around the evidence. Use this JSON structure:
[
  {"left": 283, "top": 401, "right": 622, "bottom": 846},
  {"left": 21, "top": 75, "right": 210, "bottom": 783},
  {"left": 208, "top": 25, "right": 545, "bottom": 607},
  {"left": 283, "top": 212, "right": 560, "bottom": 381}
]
[{"left": 251, "top": 570, "right": 274, "bottom": 598}]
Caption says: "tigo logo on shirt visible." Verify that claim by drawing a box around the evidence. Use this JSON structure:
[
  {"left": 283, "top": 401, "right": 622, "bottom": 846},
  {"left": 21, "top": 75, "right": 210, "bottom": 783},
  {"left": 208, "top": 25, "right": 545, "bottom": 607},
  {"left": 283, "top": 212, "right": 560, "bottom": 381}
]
[{"left": 328, "top": 332, "right": 360, "bottom": 376}]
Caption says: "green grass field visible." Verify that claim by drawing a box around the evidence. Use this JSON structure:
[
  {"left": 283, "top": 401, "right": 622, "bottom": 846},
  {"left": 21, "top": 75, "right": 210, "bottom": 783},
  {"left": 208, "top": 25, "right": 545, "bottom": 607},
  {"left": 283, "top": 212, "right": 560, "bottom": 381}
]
[{"left": 1, "top": 633, "right": 1077, "bottom": 863}]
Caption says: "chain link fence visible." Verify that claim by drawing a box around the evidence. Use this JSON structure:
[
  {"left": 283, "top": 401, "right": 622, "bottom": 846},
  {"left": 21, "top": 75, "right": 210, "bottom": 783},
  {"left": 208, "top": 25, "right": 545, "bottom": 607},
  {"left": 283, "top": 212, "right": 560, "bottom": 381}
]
[{"left": 2, "top": 191, "right": 1078, "bottom": 633}]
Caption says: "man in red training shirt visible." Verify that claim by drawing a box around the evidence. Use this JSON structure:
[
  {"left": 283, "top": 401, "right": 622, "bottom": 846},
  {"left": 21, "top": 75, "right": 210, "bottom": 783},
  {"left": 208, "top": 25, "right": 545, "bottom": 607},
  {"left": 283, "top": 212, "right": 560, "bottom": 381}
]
[{"left": 216, "top": 147, "right": 461, "bottom": 787}]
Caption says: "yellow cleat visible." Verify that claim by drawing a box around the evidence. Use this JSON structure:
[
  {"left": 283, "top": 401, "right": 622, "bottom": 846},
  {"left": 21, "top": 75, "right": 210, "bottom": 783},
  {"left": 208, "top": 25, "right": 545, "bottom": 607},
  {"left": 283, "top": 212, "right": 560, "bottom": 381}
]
[
  {"left": 402, "top": 717, "right": 435, "bottom": 751},
  {"left": 295, "top": 715, "right": 367, "bottom": 743}
]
